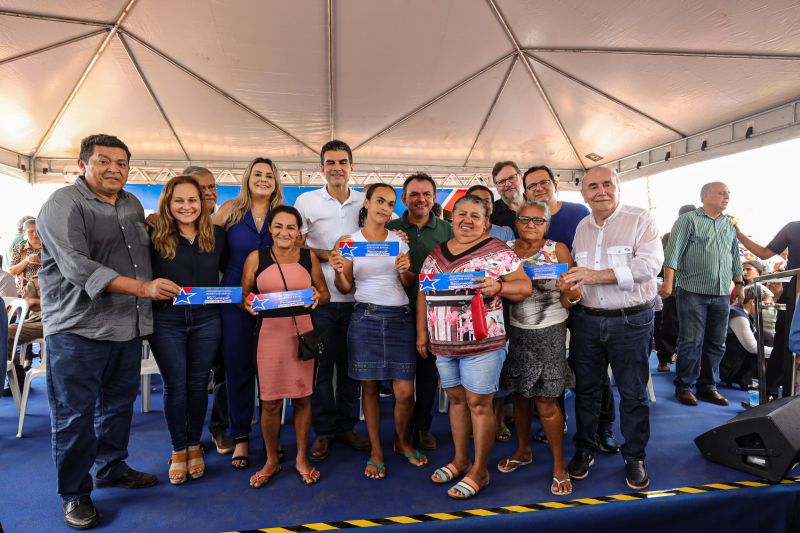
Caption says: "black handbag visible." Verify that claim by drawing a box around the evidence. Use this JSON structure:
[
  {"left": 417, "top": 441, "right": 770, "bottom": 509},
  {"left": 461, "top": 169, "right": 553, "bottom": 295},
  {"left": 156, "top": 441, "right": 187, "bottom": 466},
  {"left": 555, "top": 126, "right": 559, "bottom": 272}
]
[{"left": 270, "top": 249, "right": 326, "bottom": 361}]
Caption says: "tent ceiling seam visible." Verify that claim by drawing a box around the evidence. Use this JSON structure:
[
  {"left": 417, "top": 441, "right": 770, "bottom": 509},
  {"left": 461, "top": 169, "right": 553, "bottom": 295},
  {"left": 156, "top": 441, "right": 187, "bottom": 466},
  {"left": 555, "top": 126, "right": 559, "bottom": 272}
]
[
  {"left": 120, "top": 30, "right": 319, "bottom": 157},
  {"left": 352, "top": 52, "right": 516, "bottom": 152},
  {"left": 31, "top": 0, "right": 139, "bottom": 161},
  {"left": 118, "top": 33, "right": 190, "bottom": 161},
  {"left": 523, "top": 47, "right": 800, "bottom": 62},
  {"left": 463, "top": 55, "right": 517, "bottom": 167},
  {"left": 327, "top": 0, "right": 334, "bottom": 141},
  {"left": 484, "top": 0, "right": 586, "bottom": 170},
  {"left": 0, "top": 9, "right": 111, "bottom": 28},
  {"left": 0, "top": 28, "right": 108, "bottom": 66},
  {"left": 524, "top": 52, "right": 686, "bottom": 138}
]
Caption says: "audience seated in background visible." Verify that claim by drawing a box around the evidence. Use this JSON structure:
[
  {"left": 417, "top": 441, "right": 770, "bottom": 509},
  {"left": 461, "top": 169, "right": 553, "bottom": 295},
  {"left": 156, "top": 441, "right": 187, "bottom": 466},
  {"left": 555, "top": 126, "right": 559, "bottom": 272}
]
[
  {"left": 8, "top": 217, "right": 42, "bottom": 295},
  {"left": 7, "top": 215, "right": 33, "bottom": 265},
  {"left": 719, "top": 284, "right": 773, "bottom": 390}
]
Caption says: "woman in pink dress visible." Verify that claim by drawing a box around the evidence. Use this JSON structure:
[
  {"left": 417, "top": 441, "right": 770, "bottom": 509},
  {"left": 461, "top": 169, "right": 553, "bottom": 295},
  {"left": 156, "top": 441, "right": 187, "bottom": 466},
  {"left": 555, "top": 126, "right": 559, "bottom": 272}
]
[{"left": 241, "top": 205, "right": 330, "bottom": 488}]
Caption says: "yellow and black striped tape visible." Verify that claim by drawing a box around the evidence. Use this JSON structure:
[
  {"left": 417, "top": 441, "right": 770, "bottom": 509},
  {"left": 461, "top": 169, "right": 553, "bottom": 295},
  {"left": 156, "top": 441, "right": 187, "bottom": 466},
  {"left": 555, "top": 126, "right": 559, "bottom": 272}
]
[{"left": 227, "top": 476, "right": 800, "bottom": 533}]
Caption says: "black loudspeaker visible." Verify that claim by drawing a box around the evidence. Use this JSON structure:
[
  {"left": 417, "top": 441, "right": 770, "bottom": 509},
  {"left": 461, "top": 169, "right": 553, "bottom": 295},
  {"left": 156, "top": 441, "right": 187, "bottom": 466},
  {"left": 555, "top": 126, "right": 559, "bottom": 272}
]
[{"left": 695, "top": 396, "right": 800, "bottom": 482}]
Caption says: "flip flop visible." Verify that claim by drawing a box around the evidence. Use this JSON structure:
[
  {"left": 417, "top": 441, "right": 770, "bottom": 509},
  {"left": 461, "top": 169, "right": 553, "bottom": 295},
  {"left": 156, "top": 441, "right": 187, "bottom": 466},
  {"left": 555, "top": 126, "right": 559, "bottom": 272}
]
[
  {"left": 365, "top": 460, "right": 386, "bottom": 480},
  {"left": 448, "top": 476, "right": 488, "bottom": 500},
  {"left": 431, "top": 463, "right": 462, "bottom": 484},
  {"left": 393, "top": 445, "right": 428, "bottom": 467},
  {"left": 551, "top": 477, "right": 573, "bottom": 496},
  {"left": 249, "top": 466, "right": 281, "bottom": 489},
  {"left": 297, "top": 467, "right": 321, "bottom": 485},
  {"left": 495, "top": 426, "right": 512, "bottom": 442},
  {"left": 497, "top": 457, "right": 532, "bottom": 473}
]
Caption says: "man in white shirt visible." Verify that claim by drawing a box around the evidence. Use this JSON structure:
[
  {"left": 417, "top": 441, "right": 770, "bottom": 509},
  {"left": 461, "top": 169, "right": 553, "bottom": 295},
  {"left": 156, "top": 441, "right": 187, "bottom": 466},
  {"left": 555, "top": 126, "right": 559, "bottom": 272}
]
[
  {"left": 294, "top": 140, "right": 370, "bottom": 462},
  {"left": 562, "top": 167, "right": 663, "bottom": 490}
]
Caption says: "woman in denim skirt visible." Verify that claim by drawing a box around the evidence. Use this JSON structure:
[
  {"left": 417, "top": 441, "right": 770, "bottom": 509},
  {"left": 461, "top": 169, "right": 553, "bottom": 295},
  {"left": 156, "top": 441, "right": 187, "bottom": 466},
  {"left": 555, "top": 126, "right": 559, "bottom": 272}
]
[{"left": 329, "top": 183, "right": 425, "bottom": 480}]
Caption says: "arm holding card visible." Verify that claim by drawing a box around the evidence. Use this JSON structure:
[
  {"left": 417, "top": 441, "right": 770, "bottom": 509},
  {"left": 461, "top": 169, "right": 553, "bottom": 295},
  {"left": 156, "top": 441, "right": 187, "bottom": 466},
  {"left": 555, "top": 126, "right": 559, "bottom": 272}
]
[
  {"left": 396, "top": 251, "right": 416, "bottom": 288},
  {"left": 554, "top": 242, "right": 581, "bottom": 308},
  {"left": 241, "top": 249, "right": 260, "bottom": 316},
  {"left": 309, "top": 250, "right": 331, "bottom": 308},
  {"left": 416, "top": 289, "right": 430, "bottom": 359}
]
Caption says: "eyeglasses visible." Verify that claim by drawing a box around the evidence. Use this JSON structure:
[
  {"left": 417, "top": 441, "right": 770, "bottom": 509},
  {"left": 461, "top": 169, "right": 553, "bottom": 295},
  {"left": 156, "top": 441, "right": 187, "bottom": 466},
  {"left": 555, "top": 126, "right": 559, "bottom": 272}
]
[
  {"left": 494, "top": 174, "right": 519, "bottom": 187},
  {"left": 525, "top": 179, "right": 553, "bottom": 191},
  {"left": 517, "top": 215, "right": 548, "bottom": 226}
]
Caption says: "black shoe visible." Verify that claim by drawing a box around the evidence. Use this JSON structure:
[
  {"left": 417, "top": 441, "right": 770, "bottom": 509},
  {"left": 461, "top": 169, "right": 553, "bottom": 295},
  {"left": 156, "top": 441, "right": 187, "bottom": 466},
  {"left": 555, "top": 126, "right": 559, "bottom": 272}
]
[
  {"left": 416, "top": 430, "right": 437, "bottom": 450},
  {"left": 63, "top": 496, "right": 100, "bottom": 530},
  {"left": 567, "top": 450, "right": 595, "bottom": 480},
  {"left": 625, "top": 458, "right": 650, "bottom": 490},
  {"left": 94, "top": 468, "right": 158, "bottom": 489},
  {"left": 596, "top": 429, "right": 620, "bottom": 454}
]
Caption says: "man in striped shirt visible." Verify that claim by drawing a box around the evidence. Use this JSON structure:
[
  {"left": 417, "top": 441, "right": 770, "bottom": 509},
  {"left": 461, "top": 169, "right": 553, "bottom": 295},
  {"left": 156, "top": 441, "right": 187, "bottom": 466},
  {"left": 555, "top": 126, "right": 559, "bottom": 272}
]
[{"left": 661, "top": 182, "right": 744, "bottom": 407}]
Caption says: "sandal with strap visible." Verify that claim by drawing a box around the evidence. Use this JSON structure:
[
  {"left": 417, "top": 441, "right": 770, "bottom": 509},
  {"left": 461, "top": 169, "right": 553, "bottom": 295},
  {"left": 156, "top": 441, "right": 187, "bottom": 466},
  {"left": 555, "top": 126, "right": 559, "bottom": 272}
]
[
  {"left": 431, "top": 463, "right": 464, "bottom": 484},
  {"left": 297, "top": 467, "right": 321, "bottom": 485},
  {"left": 495, "top": 425, "right": 512, "bottom": 442},
  {"left": 393, "top": 444, "right": 428, "bottom": 467},
  {"left": 448, "top": 476, "right": 489, "bottom": 500},
  {"left": 364, "top": 460, "right": 386, "bottom": 480},
  {"left": 187, "top": 445, "right": 205, "bottom": 480},
  {"left": 168, "top": 450, "right": 188, "bottom": 485},
  {"left": 551, "top": 476, "right": 573, "bottom": 496},
  {"left": 497, "top": 456, "right": 532, "bottom": 474},
  {"left": 249, "top": 466, "right": 281, "bottom": 489},
  {"left": 231, "top": 436, "right": 249, "bottom": 470}
]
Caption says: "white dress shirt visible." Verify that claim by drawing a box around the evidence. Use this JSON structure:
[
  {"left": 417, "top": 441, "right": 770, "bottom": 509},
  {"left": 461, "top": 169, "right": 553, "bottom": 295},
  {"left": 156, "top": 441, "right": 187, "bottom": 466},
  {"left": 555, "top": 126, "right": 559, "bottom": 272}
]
[
  {"left": 572, "top": 204, "right": 663, "bottom": 310},
  {"left": 294, "top": 186, "right": 366, "bottom": 302}
]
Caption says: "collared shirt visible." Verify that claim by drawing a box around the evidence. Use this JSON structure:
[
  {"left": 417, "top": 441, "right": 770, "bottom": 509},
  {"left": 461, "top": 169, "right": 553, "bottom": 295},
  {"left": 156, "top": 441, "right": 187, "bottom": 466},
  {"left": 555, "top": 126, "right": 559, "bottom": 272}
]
[
  {"left": 766, "top": 221, "right": 800, "bottom": 270},
  {"left": 37, "top": 177, "right": 153, "bottom": 341},
  {"left": 387, "top": 211, "right": 454, "bottom": 306},
  {"left": 294, "top": 186, "right": 365, "bottom": 302},
  {"left": 663, "top": 208, "right": 743, "bottom": 296},
  {"left": 545, "top": 201, "right": 590, "bottom": 251},
  {"left": 572, "top": 204, "right": 663, "bottom": 310},
  {"left": 491, "top": 198, "right": 519, "bottom": 237}
]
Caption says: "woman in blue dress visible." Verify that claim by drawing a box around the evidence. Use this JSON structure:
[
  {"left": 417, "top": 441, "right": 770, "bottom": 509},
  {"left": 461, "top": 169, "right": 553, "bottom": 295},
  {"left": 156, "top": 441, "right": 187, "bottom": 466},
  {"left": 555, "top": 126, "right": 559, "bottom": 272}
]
[{"left": 213, "top": 157, "right": 284, "bottom": 469}]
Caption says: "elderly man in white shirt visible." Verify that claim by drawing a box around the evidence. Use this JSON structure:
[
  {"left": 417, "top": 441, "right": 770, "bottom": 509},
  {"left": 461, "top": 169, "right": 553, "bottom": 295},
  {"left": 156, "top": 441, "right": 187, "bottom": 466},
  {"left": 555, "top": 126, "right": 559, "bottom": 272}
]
[{"left": 562, "top": 167, "right": 663, "bottom": 491}]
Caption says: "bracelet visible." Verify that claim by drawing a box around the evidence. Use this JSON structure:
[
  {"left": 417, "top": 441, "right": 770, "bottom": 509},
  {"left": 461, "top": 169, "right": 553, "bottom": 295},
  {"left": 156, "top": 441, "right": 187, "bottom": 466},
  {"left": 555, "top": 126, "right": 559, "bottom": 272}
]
[
  {"left": 496, "top": 279, "right": 504, "bottom": 295},
  {"left": 734, "top": 281, "right": 745, "bottom": 286},
  {"left": 568, "top": 296, "right": 582, "bottom": 305}
]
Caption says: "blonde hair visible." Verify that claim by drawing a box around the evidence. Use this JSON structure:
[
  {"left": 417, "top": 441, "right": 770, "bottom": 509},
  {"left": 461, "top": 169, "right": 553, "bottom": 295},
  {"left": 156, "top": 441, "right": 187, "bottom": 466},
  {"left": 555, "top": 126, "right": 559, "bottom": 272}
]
[
  {"left": 225, "top": 157, "right": 284, "bottom": 229},
  {"left": 152, "top": 175, "right": 216, "bottom": 259}
]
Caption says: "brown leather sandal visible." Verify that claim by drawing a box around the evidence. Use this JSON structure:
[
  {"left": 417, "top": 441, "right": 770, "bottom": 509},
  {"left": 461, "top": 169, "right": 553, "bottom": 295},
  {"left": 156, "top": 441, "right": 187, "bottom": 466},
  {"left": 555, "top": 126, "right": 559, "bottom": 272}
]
[
  {"left": 169, "top": 450, "right": 188, "bottom": 485},
  {"left": 187, "top": 445, "right": 205, "bottom": 480}
]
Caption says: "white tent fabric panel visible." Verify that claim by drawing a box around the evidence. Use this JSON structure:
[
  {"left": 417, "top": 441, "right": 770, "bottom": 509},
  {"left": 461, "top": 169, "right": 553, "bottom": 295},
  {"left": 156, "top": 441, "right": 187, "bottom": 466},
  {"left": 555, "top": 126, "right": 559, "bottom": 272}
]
[
  {"left": 0, "top": 15, "right": 101, "bottom": 61},
  {"left": 0, "top": 0, "right": 125, "bottom": 25},
  {"left": 0, "top": 34, "right": 103, "bottom": 154},
  {"left": 38, "top": 37, "right": 186, "bottom": 159}
]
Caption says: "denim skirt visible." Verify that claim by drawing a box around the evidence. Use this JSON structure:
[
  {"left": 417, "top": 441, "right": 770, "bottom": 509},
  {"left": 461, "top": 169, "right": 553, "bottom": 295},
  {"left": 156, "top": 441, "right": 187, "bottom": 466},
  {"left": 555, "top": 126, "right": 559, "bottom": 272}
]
[{"left": 347, "top": 303, "right": 416, "bottom": 381}]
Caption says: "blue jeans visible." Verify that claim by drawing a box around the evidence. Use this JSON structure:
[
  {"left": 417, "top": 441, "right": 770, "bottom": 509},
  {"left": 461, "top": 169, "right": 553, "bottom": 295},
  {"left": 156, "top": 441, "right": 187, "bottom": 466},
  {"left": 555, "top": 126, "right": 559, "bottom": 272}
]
[
  {"left": 46, "top": 333, "right": 142, "bottom": 504},
  {"left": 149, "top": 306, "right": 221, "bottom": 451},
  {"left": 312, "top": 302, "right": 360, "bottom": 437},
  {"left": 570, "top": 307, "right": 653, "bottom": 459},
  {"left": 674, "top": 288, "right": 729, "bottom": 393}
]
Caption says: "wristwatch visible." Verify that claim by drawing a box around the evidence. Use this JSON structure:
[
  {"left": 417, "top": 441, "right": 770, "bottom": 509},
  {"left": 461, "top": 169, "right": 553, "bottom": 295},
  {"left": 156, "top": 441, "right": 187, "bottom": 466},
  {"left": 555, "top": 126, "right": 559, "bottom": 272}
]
[{"left": 734, "top": 281, "right": 745, "bottom": 286}]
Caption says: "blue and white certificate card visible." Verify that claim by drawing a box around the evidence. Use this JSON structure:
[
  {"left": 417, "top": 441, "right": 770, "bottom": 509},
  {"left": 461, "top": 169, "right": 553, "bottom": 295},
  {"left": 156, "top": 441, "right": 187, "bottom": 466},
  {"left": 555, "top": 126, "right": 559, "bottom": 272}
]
[
  {"left": 524, "top": 263, "right": 568, "bottom": 280},
  {"left": 173, "top": 287, "right": 242, "bottom": 305},
  {"left": 339, "top": 241, "right": 400, "bottom": 258},
  {"left": 251, "top": 288, "right": 315, "bottom": 311},
  {"left": 419, "top": 271, "right": 486, "bottom": 291}
]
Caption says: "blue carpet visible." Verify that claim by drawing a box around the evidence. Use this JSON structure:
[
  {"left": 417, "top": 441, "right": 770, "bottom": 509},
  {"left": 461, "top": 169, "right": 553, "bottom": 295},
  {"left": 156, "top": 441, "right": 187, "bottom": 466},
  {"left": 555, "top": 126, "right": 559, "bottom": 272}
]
[{"left": 1, "top": 357, "right": 796, "bottom": 533}]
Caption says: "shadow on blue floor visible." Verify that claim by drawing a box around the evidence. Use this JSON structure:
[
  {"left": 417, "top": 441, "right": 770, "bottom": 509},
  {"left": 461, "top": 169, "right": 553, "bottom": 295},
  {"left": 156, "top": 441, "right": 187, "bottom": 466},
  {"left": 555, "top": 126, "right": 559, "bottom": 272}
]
[{"left": 0, "top": 358, "right": 796, "bottom": 532}]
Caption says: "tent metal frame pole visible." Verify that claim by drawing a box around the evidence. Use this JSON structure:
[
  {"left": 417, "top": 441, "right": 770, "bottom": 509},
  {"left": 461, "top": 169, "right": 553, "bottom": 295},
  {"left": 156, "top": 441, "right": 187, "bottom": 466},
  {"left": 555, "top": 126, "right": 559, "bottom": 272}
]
[
  {"left": 524, "top": 52, "right": 686, "bottom": 138},
  {"left": 463, "top": 55, "right": 517, "bottom": 166},
  {"left": 485, "top": 0, "right": 586, "bottom": 171},
  {"left": 0, "top": 29, "right": 108, "bottom": 66},
  {"left": 31, "top": 0, "right": 139, "bottom": 163},
  {"left": 327, "top": 0, "right": 334, "bottom": 141},
  {"left": 353, "top": 52, "right": 515, "bottom": 151},
  {"left": 523, "top": 47, "right": 800, "bottom": 62},
  {"left": 118, "top": 33, "right": 190, "bottom": 161},
  {"left": 0, "top": 9, "right": 110, "bottom": 28},
  {"left": 121, "top": 30, "right": 319, "bottom": 156}
]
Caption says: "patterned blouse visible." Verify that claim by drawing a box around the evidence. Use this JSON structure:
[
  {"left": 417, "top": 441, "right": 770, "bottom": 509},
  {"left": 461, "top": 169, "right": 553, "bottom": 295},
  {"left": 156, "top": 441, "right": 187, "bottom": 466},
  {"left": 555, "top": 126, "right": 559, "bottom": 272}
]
[
  {"left": 421, "top": 237, "right": 521, "bottom": 357},
  {"left": 507, "top": 239, "right": 568, "bottom": 330},
  {"left": 10, "top": 240, "right": 41, "bottom": 295}
]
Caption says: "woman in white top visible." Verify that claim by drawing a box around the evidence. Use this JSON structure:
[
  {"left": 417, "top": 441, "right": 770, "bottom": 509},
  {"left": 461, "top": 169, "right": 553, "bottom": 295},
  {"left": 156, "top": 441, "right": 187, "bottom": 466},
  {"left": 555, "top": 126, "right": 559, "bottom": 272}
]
[{"left": 330, "top": 183, "right": 426, "bottom": 480}]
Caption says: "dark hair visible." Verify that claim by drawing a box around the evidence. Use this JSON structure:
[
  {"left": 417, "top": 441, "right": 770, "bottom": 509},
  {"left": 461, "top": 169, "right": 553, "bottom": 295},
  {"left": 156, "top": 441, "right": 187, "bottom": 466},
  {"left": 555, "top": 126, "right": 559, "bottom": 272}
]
[
  {"left": 466, "top": 184, "right": 494, "bottom": 202},
  {"left": 522, "top": 165, "right": 555, "bottom": 188},
  {"left": 491, "top": 161, "right": 521, "bottom": 179},
  {"left": 402, "top": 172, "right": 437, "bottom": 195},
  {"left": 181, "top": 165, "right": 213, "bottom": 177},
  {"left": 743, "top": 259, "right": 765, "bottom": 275},
  {"left": 453, "top": 194, "right": 488, "bottom": 217},
  {"left": 358, "top": 183, "right": 396, "bottom": 227},
  {"left": 267, "top": 205, "right": 303, "bottom": 229},
  {"left": 320, "top": 139, "right": 353, "bottom": 165},
  {"left": 79, "top": 134, "right": 131, "bottom": 163},
  {"left": 432, "top": 203, "right": 443, "bottom": 217}
]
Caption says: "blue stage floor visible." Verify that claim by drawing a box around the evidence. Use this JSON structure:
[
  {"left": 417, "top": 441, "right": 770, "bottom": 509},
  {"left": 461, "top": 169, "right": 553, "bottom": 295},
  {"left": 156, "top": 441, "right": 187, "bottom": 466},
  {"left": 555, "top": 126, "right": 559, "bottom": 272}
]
[{"left": 1, "top": 358, "right": 798, "bottom": 533}]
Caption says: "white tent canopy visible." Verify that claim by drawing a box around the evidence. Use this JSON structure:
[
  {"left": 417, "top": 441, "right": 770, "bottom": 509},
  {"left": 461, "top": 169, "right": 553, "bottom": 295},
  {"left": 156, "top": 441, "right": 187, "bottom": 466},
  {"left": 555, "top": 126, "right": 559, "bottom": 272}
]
[{"left": 1, "top": 0, "right": 799, "bottom": 187}]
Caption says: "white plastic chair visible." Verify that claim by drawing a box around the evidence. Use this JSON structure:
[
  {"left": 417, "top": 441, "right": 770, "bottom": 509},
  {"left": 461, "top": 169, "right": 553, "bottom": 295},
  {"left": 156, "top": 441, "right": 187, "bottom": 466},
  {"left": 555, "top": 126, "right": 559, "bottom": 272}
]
[
  {"left": 4, "top": 297, "right": 24, "bottom": 410},
  {"left": 16, "top": 340, "right": 46, "bottom": 438},
  {"left": 140, "top": 340, "right": 161, "bottom": 413}
]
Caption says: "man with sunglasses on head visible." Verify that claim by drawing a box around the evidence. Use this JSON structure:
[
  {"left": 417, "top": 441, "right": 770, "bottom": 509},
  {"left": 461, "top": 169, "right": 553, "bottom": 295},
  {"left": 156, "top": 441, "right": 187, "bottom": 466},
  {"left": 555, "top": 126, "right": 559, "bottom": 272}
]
[
  {"left": 491, "top": 161, "right": 525, "bottom": 236},
  {"left": 522, "top": 165, "right": 621, "bottom": 454}
]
